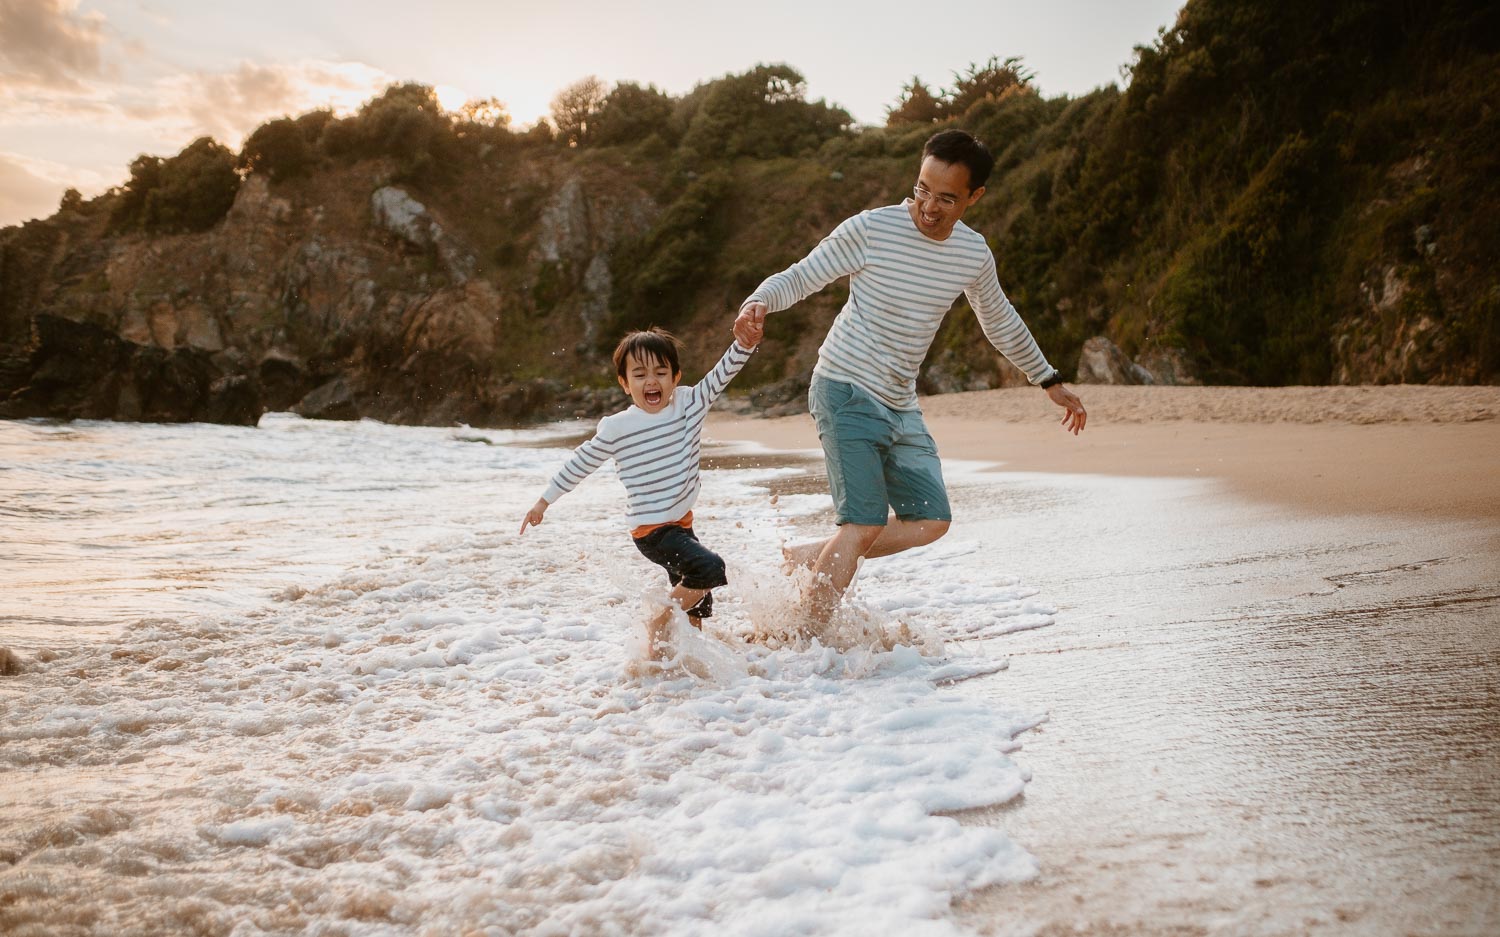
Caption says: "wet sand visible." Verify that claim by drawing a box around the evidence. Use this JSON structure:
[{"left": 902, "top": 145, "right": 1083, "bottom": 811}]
[{"left": 708, "top": 385, "right": 1500, "bottom": 936}]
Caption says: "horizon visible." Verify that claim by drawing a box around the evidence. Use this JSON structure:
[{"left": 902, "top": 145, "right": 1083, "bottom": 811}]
[{"left": 0, "top": 0, "right": 1183, "bottom": 229}]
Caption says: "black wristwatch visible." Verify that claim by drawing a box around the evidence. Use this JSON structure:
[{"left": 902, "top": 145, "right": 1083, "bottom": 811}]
[{"left": 1039, "top": 370, "right": 1064, "bottom": 389}]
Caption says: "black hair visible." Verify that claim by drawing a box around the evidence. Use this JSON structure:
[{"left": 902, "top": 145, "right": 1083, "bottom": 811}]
[
  {"left": 922, "top": 129, "right": 995, "bottom": 191},
  {"left": 613, "top": 327, "right": 683, "bottom": 379}
]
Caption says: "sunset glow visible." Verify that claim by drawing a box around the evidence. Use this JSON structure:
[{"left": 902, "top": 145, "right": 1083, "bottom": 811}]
[{"left": 0, "top": 0, "right": 1183, "bottom": 227}]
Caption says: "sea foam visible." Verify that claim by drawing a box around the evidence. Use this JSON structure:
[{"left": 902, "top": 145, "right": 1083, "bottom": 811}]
[{"left": 0, "top": 415, "right": 1053, "bottom": 935}]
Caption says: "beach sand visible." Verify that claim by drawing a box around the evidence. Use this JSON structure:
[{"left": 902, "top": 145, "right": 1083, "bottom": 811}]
[
  {"left": 712, "top": 384, "right": 1500, "bottom": 521},
  {"left": 709, "top": 384, "right": 1500, "bottom": 936}
]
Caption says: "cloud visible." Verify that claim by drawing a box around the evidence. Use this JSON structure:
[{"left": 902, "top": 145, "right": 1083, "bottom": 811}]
[
  {"left": 0, "top": 56, "right": 395, "bottom": 227},
  {"left": 0, "top": 0, "right": 107, "bottom": 91},
  {"left": 0, "top": 150, "right": 108, "bottom": 227},
  {"left": 0, "top": 57, "right": 394, "bottom": 147},
  {"left": 161, "top": 60, "right": 393, "bottom": 145}
]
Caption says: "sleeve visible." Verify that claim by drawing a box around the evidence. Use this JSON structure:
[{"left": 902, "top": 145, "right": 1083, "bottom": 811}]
[
  {"left": 742, "top": 213, "right": 869, "bottom": 314},
  {"left": 966, "top": 252, "right": 1056, "bottom": 384},
  {"left": 540, "top": 430, "right": 614, "bottom": 504},
  {"left": 682, "top": 340, "right": 756, "bottom": 415}
]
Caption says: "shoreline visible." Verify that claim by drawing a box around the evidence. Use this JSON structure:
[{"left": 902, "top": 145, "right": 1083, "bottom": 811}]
[{"left": 710, "top": 385, "right": 1500, "bottom": 521}]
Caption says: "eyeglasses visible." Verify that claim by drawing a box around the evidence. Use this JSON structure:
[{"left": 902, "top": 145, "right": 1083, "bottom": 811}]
[{"left": 913, "top": 183, "right": 960, "bottom": 209}]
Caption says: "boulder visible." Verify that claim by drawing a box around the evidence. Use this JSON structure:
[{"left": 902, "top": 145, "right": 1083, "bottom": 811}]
[
  {"left": 1075, "top": 336, "right": 1155, "bottom": 385},
  {"left": 257, "top": 351, "right": 311, "bottom": 412},
  {"left": 1135, "top": 345, "right": 1200, "bottom": 386},
  {"left": 293, "top": 378, "right": 359, "bottom": 421},
  {"left": 370, "top": 186, "right": 476, "bottom": 284},
  {"left": 0, "top": 315, "right": 262, "bottom": 424}
]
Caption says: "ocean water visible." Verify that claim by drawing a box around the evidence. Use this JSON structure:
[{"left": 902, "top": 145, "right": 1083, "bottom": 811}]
[{"left": 1, "top": 415, "right": 1055, "bottom": 937}]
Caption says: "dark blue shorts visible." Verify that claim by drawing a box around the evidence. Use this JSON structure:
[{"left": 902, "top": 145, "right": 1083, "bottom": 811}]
[{"left": 632, "top": 524, "right": 727, "bottom": 618}]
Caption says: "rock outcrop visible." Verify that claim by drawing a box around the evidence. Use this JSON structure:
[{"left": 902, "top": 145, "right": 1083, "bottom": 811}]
[
  {"left": 1334, "top": 263, "right": 1454, "bottom": 384},
  {"left": 0, "top": 160, "right": 663, "bottom": 427},
  {"left": 1076, "top": 336, "right": 1156, "bottom": 385},
  {"left": 1075, "top": 336, "right": 1198, "bottom": 386},
  {"left": 0, "top": 314, "right": 262, "bottom": 424},
  {"left": 370, "top": 186, "right": 477, "bottom": 284}
]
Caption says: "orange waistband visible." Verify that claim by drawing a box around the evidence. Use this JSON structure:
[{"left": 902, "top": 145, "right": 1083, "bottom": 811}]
[{"left": 632, "top": 510, "right": 694, "bottom": 540}]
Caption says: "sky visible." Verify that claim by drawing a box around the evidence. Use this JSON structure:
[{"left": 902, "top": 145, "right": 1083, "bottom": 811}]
[{"left": 0, "top": 0, "right": 1184, "bottom": 228}]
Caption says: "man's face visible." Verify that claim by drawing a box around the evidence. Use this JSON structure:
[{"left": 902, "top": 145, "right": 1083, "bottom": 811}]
[
  {"left": 617, "top": 352, "right": 680, "bottom": 413},
  {"left": 909, "top": 156, "right": 985, "bottom": 240}
]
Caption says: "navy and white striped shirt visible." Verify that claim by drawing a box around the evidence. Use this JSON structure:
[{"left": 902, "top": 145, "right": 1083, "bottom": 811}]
[
  {"left": 747, "top": 202, "right": 1054, "bottom": 411},
  {"left": 541, "top": 341, "right": 755, "bottom": 530}
]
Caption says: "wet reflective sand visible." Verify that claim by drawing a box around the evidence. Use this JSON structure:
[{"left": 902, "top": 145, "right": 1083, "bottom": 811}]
[{"left": 941, "top": 471, "right": 1500, "bottom": 936}]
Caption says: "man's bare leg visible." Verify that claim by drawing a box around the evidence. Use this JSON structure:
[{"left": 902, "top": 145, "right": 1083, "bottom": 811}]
[
  {"left": 784, "top": 517, "right": 951, "bottom": 571},
  {"left": 646, "top": 585, "right": 709, "bottom": 661},
  {"left": 804, "top": 524, "right": 881, "bottom": 625},
  {"left": 801, "top": 519, "right": 950, "bottom": 627}
]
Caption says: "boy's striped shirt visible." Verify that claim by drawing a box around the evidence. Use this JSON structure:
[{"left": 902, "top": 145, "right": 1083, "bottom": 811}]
[
  {"left": 746, "top": 202, "right": 1055, "bottom": 411},
  {"left": 541, "top": 341, "right": 755, "bottom": 530}
]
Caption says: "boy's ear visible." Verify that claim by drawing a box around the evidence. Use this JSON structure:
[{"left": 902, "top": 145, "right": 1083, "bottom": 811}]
[{"left": 617, "top": 375, "right": 630, "bottom": 393}]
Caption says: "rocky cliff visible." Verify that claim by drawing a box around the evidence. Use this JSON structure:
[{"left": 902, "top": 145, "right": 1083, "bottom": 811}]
[{"left": 0, "top": 157, "right": 667, "bottom": 425}]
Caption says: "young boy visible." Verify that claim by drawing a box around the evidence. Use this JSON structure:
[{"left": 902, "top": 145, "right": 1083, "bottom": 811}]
[{"left": 520, "top": 319, "right": 763, "bottom": 660}]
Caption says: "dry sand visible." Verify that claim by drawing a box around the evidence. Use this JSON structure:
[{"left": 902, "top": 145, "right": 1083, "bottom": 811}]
[{"left": 711, "top": 385, "right": 1500, "bottom": 521}]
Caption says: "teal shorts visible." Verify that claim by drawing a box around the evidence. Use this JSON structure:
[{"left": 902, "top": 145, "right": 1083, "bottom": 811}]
[{"left": 807, "top": 377, "right": 952, "bottom": 527}]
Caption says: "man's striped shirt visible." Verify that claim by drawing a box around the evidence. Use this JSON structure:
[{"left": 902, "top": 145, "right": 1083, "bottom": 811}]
[
  {"left": 541, "top": 341, "right": 755, "bottom": 530},
  {"left": 746, "top": 202, "right": 1055, "bottom": 411}
]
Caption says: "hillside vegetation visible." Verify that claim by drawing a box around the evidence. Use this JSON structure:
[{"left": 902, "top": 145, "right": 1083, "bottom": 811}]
[{"left": 2, "top": 0, "right": 1496, "bottom": 425}]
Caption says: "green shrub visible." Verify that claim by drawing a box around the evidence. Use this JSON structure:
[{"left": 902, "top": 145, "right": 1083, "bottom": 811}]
[
  {"left": 678, "top": 65, "right": 852, "bottom": 160},
  {"left": 319, "top": 82, "right": 460, "bottom": 182},
  {"left": 239, "top": 117, "right": 316, "bottom": 181},
  {"left": 609, "top": 170, "right": 734, "bottom": 332},
  {"left": 109, "top": 137, "right": 240, "bottom": 234},
  {"left": 592, "top": 82, "right": 676, "bottom": 147}
]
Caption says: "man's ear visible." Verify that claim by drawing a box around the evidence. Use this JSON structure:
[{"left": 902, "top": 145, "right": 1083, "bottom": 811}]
[{"left": 966, "top": 184, "right": 987, "bottom": 207}]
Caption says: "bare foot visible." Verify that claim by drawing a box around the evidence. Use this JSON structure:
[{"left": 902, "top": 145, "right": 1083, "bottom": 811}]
[
  {"left": 780, "top": 538, "right": 825, "bottom": 575},
  {"left": 646, "top": 620, "right": 671, "bottom": 662}
]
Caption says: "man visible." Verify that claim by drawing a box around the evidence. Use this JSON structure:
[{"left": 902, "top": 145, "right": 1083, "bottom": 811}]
[{"left": 735, "top": 129, "right": 1086, "bottom": 628}]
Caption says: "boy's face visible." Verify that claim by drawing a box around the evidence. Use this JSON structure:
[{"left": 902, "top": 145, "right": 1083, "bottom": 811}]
[{"left": 618, "top": 351, "right": 681, "bottom": 414}]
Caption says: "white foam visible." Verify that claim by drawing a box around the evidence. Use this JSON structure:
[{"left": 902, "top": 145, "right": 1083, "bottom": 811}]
[{"left": 0, "top": 415, "right": 1052, "bottom": 936}]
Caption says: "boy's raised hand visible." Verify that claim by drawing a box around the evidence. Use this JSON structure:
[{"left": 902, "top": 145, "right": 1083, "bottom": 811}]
[{"left": 519, "top": 497, "right": 548, "bottom": 534}]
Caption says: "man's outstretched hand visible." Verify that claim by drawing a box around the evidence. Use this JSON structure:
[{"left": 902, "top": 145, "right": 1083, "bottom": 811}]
[
  {"left": 1046, "top": 383, "right": 1087, "bottom": 435},
  {"left": 735, "top": 301, "right": 768, "bottom": 348},
  {"left": 733, "top": 307, "right": 764, "bottom": 348}
]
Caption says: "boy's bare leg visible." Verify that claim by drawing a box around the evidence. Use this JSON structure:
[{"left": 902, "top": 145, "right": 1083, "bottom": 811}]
[
  {"left": 784, "top": 517, "right": 951, "bottom": 571},
  {"left": 646, "top": 585, "right": 709, "bottom": 660}
]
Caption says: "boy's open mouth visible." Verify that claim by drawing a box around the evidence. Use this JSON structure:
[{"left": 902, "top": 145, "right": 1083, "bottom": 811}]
[{"left": 644, "top": 389, "right": 662, "bottom": 405}]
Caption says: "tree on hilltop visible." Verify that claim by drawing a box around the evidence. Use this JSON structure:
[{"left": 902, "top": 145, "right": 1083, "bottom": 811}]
[
  {"left": 109, "top": 137, "right": 240, "bottom": 233},
  {"left": 551, "top": 76, "right": 607, "bottom": 147},
  {"left": 948, "top": 56, "right": 1034, "bottom": 114},
  {"left": 591, "top": 81, "right": 676, "bottom": 147},
  {"left": 885, "top": 57, "right": 1035, "bottom": 126},
  {"left": 886, "top": 77, "right": 944, "bottom": 127},
  {"left": 238, "top": 117, "right": 316, "bottom": 181},
  {"left": 678, "top": 64, "right": 852, "bottom": 160}
]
